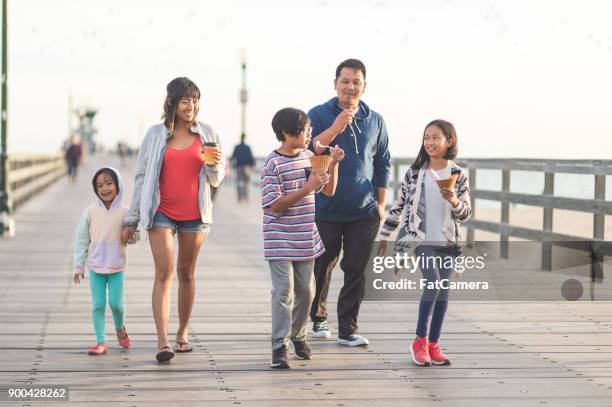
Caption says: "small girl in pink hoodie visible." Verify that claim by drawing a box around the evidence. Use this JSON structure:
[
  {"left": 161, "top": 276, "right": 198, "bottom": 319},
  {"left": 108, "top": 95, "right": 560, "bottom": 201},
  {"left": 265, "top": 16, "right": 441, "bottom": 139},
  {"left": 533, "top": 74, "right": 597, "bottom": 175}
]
[{"left": 73, "top": 167, "right": 135, "bottom": 355}]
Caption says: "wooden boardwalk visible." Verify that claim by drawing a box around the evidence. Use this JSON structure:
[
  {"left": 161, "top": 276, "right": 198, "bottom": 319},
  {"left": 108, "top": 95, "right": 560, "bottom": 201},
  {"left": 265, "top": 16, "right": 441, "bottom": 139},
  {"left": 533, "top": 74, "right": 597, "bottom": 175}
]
[{"left": 1, "top": 156, "right": 611, "bottom": 406}]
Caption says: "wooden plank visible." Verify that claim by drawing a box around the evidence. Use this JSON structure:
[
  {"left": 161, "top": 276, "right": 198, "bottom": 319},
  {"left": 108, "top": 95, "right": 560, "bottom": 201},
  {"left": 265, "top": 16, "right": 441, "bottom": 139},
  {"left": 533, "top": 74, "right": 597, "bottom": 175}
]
[
  {"left": 392, "top": 160, "right": 400, "bottom": 200},
  {"left": 467, "top": 167, "right": 477, "bottom": 245},
  {"left": 8, "top": 159, "right": 65, "bottom": 184},
  {"left": 592, "top": 174, "right": 606, "bottom": 297},
  {"left": 391, "top": 156, "right": 612, "bottom": 171},
  {"left": 2, "top": 155, "right": 612, "bottom": 406},
  {"left": 278, "top": 156, "right": 612, "bottom": 175},
  {"left": 501, "top": 170, "right": 510, "bottom": 258},
  {"left": 464, "top": 219, "right": 612, "bottom": 254},
  {"left": 455, "top": 159, "right": 612, "bottom": 175},
  {"left": 593, "top": 175, "right": 606, "bottom": 239},
  {"left": 11, "top": 167, "right": 66, "bottom": 205},
  {"left": 543, "top": 172, "right": 555, "bottom": 271},
  {"left": 470, "top": 189, "right": 612, "bottom": 215}
]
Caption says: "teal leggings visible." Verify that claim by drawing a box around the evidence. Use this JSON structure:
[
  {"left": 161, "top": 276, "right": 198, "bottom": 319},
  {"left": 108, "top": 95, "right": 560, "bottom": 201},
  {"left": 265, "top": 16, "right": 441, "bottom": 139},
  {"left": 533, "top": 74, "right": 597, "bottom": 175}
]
[{"left": 89, "top": 270, "right": 126, "bottom": 343}]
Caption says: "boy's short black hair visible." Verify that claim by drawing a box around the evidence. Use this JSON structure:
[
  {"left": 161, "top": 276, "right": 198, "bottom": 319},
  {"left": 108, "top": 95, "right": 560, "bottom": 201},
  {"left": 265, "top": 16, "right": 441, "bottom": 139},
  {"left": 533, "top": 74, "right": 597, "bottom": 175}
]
[
  {"left": 271, "top": 107, "right": 309, "bottom": 141},
  {"left": 335, "top": 58, "right": 366, "bottom": 80},
  {"left": 92, "top": 168, "right": 119, "bottom": 196}
]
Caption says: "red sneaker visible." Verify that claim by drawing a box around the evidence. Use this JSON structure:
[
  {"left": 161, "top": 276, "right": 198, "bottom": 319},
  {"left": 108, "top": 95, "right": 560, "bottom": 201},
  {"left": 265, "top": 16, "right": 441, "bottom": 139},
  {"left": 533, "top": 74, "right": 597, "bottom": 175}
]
[
  {"left": 410, "top": 337, "right": 431, "bottom": 366},
  {"left": 428, "top": 341, "right": 451, "bottom": 365}
]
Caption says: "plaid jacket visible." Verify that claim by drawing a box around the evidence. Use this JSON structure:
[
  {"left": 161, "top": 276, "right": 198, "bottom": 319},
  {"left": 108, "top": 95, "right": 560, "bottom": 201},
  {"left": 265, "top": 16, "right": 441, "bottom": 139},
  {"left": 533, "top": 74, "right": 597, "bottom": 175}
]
[{"left": 379, "top": 161, "right": 471, "bottom": 243}]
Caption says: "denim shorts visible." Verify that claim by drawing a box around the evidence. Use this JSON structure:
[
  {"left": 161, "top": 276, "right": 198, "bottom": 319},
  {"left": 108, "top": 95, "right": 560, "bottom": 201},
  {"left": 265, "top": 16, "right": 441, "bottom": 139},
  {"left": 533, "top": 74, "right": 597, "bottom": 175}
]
[{"left": 151, "top": 211, "right": 209, "bottom": 234}]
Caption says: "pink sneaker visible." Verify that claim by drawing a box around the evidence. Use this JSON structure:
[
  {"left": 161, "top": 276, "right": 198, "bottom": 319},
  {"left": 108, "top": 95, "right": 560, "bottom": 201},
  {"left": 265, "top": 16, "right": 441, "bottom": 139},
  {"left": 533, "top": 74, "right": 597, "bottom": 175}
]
[
  {"left": 118, "top": 328, "right": 132, "bottom": 349},
  {"left": 428, "top": 341, "right": 451, "bottom": 365},
  {"left": 88, "top": 344, "right": 108, "bottom": 355},
  {"left": 410, "top": 337, "right": 431, "bottom": 366},
  {"left": 118, "top": 335, "right": 132, "bottom": 349}
]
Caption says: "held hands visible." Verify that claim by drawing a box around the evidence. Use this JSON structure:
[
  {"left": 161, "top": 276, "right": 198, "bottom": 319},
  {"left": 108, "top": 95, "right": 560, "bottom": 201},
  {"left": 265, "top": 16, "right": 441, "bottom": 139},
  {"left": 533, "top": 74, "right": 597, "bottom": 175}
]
[
  {"left": 439, "top": 187, "right": 460, "bottom": 208},
  {"left": 329, "top": 146, "right": 345, "bottom": 163},
  {"left": 121, "top": 226, "right": 136, "bottom": 245},
  {"left": 330, "top": 109, "right": 355, "bottom": 135},
  {"left": 305, "top": 171, "right": 331, "bottom": 192}
]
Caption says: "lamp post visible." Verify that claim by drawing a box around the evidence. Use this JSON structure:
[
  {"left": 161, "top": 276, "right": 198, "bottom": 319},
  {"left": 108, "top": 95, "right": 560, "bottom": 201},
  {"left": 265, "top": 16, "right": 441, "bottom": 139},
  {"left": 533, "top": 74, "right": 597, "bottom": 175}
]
[
  {"left": 0, "top": 0, "right": 13, "bottom": 237},
  {"left": 239, "top": 48, "right": 248, "bottom": 141}
]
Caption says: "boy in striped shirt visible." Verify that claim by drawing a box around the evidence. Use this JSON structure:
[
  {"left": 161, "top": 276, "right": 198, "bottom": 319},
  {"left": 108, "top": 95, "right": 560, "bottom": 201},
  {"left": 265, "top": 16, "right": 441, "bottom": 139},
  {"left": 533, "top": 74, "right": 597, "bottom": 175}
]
[{"left": 261, "top": 107, "right": 344, "bottom": 369}]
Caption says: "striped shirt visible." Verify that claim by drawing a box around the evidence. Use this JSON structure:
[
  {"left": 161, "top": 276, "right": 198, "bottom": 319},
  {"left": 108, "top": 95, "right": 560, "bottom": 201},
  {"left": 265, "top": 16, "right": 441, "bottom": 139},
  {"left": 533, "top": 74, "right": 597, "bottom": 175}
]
[{"left": 260, "top": 149, "right": 325, "bottom": 261}]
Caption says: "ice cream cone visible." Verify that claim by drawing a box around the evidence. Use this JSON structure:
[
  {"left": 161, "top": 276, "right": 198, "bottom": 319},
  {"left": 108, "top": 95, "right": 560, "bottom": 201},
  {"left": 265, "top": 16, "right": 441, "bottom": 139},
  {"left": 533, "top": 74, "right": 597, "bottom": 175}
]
[
  {"left": 309, "top": 155, "right": 332, "bottom": 173},
  {"left": 436, "top": 173, "right": 458, "bottom": 191}
]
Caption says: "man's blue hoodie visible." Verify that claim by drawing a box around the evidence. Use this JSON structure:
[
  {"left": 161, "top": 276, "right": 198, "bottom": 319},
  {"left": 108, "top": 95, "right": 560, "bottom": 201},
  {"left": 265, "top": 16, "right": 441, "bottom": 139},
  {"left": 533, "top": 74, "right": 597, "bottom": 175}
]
[{"left": 308, "top": 97, "right": 391, "bottom": 222}]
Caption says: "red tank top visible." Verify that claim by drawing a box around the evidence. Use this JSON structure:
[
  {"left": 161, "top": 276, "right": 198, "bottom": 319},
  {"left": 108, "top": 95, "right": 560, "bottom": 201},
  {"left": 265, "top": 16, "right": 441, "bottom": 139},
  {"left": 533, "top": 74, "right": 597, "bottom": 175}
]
[{"left": 157, "top": 137, "right": 203, "bottom": 220}]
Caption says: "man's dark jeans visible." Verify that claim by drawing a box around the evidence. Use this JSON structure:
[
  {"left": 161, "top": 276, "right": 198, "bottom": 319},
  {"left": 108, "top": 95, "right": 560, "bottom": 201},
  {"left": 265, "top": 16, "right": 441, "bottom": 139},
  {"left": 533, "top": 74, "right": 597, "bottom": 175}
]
[{"left": 310, "top": 210, "right": 380, "bottom": 338}]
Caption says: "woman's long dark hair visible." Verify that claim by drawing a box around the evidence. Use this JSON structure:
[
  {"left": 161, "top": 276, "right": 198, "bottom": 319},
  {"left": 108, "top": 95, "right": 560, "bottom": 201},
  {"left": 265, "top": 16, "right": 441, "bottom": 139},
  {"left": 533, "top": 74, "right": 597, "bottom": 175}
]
[
  {"left": 411, "top": 119, "right": 458, "bottom": 170},
  {"left": 162, "top": 77, "right": 201, "bottom": 131}
]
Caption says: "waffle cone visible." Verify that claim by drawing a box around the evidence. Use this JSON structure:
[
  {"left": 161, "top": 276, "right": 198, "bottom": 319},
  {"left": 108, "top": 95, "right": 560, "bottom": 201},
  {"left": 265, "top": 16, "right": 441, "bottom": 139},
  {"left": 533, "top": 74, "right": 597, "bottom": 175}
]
[
  {"left": 309, "top": 155, "right": 332, "bottom": 173},
  {"left": 436, "top": 173, "right": 458, "bottom": 190}
]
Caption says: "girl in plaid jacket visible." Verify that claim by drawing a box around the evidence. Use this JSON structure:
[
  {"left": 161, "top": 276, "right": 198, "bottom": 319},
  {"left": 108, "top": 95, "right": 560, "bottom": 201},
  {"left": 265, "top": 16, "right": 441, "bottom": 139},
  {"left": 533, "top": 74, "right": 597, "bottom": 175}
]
[{"left": 378, "top": 119, "right": 471, "bottom": 367}]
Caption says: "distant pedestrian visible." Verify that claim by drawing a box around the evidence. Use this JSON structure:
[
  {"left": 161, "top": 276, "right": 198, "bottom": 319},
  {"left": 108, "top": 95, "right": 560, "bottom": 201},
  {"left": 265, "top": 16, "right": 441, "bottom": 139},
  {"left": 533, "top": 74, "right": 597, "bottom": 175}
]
[
  {"left": 117, "top": 141, "right": 128, "bottom": 168},
  {"left": 231, "top": 134, "right": 256, "bottom": 202},
  {"left": 65, "top": 137, "right": 83, "bottom": 182}
]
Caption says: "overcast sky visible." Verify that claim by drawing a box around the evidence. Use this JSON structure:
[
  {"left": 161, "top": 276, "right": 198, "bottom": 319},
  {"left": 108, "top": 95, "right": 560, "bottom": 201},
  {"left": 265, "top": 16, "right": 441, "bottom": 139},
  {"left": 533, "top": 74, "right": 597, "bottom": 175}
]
[{"left": 5, "top": 0, "right": 612, "bottom": 158}]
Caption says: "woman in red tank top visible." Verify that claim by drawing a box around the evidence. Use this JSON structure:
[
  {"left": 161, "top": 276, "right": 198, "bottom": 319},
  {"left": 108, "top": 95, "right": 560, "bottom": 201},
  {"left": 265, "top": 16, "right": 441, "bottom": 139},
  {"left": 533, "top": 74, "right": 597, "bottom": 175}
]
[{"left": 124, "top": 77, "right": 223, "bottom": 362}]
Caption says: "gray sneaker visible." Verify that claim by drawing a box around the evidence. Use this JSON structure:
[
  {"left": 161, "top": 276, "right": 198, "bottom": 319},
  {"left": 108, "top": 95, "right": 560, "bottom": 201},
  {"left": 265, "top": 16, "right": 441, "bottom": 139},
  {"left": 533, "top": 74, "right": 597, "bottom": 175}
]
[
  {"left": 292, "top": 340, "right": 313, "bottom": 360},
  {"left": 337, "top": 334, "right": 369, "bottom": 347},
  {"left": 271, "top": 345, "right": 291, "bottom": 369},
  {"left": 311, "top": 320, "right": 331, "bottom": 339}
]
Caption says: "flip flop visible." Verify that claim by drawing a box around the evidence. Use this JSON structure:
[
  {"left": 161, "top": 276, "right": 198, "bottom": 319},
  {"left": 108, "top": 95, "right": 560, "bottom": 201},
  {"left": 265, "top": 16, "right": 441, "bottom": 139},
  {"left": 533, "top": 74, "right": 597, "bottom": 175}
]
[
  {"left": 174, "top": 339, "right": 193, "bottom": 353},
  {"left": 156, "top": 345, "right": 175, "bottom": 362}
]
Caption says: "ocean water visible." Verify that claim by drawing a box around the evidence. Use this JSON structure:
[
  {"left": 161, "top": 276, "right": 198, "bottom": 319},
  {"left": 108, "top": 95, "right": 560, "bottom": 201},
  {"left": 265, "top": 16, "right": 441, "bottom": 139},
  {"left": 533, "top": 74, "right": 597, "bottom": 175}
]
[{"left": 392, "top": 165, "right": 612, "bottom": 209}]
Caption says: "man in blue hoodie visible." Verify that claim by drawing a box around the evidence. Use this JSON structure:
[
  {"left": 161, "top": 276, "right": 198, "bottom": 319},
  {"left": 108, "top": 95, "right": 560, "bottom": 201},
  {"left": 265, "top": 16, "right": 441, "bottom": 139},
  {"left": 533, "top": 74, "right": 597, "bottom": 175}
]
[{"left": 308, "top": 58, "right": 391, "bottom": 346}]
